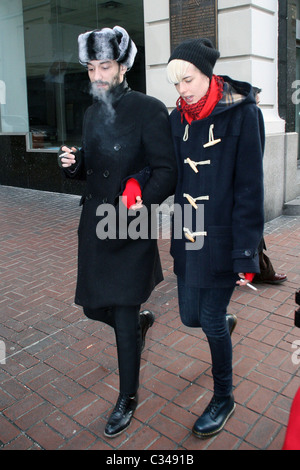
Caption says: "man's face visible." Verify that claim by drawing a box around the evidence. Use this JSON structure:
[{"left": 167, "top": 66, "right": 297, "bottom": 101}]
[{"left": 87, "top": 60, "right": 127, "bottom": 94}]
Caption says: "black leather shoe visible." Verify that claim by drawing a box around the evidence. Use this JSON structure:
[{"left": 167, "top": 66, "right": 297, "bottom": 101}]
[
  {"left": 192, "top": 394, "right": 235, "bottom": 439},
  {"left": 254, "top": 273, "right": 287, "bottom": 284},
  {"left": 226, "top": 313, "right": 237, "bottom": 336},
  {"left": 104, "top": 393, "right": 138, "bottom": 438},
  {"left": 140, "top": 310, "right": 155, "bottom": 351}
]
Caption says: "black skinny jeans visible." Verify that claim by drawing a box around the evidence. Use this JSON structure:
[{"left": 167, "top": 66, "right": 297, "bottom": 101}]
[
  {"left": 177, "top": 279, "right": 235, "bottom": 397},
  {"left": 84, "top": 305, "right": 142, "bottom": 396}
]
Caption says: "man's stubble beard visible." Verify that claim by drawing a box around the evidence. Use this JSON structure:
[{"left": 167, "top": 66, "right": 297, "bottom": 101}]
[
  {"left": 90, "top": 73, "right": 122, "bottom": 101},
  {"left": 89, "top": 73, "right": 122, "bottom": 124}
]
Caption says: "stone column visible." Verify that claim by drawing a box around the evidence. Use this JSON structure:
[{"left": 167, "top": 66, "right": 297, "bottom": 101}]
[
  {"left": 215, "top": 0, "right": 284, "bottom": 134},
  {"left": 143, "top": 0, "right": 178, "bottom": 109}
]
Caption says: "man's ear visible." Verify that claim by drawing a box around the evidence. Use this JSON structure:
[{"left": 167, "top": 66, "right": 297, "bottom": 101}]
[{"left": 120, "top": 64, "right": 128, "bottom": 76}]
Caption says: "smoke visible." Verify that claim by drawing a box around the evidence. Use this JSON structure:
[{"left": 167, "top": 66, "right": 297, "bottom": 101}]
[{"left": 89, "top": 80, "right": 116, "bottom": 124}]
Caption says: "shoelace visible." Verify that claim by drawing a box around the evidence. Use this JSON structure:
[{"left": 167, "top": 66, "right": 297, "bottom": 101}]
[
  {"left": 115, "top": 395, "right": 129, "bottom": 413},
  {"left": 114, "top": 394, "right": 135, "bottom": 414},
  {"left": 207, "top": 397, "right": 223, "bottom": 418}
]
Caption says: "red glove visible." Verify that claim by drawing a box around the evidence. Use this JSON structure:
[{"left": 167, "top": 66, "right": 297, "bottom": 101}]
[
  {"left": 122, "top": 178, "right": 142, "bottom": 209},
  {"left": 245, "top": 273, "right": 255, "bottom": 282}
]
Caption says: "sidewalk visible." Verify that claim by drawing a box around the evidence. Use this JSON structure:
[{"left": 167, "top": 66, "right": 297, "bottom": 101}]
[{"left": 0, "top": 184, "right": 299, "bottom": 451}]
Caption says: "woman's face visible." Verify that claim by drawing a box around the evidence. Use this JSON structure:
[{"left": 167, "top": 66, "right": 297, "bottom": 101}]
[{"left": 175, "top": 64, "right": 210, "bottom": 105}]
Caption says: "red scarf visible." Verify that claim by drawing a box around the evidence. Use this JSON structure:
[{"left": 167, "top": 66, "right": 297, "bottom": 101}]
[{"left": 177, "top": 75, "right": 224, "bottom": 124}]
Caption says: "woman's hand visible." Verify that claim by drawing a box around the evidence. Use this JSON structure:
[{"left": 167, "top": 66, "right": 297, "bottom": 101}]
[
  {"left": 236, "top": 273, "right": 249, "bottom": 287},
  {"left": 236, "top": 273, "right": 257, "bottom": 291}
]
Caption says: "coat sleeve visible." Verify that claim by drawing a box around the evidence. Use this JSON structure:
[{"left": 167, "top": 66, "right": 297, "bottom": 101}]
[
  {"left": 258, "top": 107, "right": 265, "bottom": 154},
  {"left": 231, "top": 104, "right": 265, "bottom": 274},
  {"left": 120, "top": 166, "right": 152, "bottom": 193},
  {"left": 58, "top": 110, "right": 89, "bottom": 181},
  {"left": 139, "top": 98, "right": 177, "bottom": 208},
  {"left": 58, "top": 146, "right": 86, "bottom": 181}
]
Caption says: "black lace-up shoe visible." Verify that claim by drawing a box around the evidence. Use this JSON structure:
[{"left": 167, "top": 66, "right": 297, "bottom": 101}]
[
  {"left": 104, "top": 393, "right": 138, "bottom": 438},
  {"left": 226, "top": 313, "right": 237, "bottom": 336},
  {"left": 192, "top": 394, "right": 235, "bottom": 439},
  {"left": 140, "top": 310, "right": 155, "bottom": 351}
]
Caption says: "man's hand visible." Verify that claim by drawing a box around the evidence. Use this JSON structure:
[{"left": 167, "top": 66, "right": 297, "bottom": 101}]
[
  {"left": 122, "top": 178, "right": 143, "bottom": 210},
  {"left": 58, "top": 146, "right": 77, "bottom": 168},
  {"left": 129, "top": 195, "right": 143, "bottom": 211}
]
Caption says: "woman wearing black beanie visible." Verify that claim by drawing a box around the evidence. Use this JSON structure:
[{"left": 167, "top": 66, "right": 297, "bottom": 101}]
[{"left": 167, "top": 39, "right": 265, "bottom": 439}]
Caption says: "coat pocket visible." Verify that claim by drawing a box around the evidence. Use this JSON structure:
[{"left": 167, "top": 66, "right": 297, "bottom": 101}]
[{"left": 209, "top": 226, "right": 233, "bottom": 275}]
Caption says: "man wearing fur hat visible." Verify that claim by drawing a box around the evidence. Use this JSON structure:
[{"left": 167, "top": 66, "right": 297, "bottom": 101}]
[{"left": 58, "top": 26, "right": 177, "bottom": 438}]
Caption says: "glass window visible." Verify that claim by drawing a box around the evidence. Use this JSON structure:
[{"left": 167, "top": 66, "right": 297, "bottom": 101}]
[
  {"left": 296, "top": 47, "right": 300, "bottom": 159},
  {"left": 297, "top": 2, "right": 300, "bottom": 158},
  {"left": 0, "top": 0, "right": 29, "bottom": 133},
  {"left": 22, "top": 0, "right": 145, "bottom": 149}
]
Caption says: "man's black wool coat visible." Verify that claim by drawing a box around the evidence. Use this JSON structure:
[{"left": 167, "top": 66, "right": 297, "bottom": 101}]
[{"left": 64, "top": 81, "right": 177, "bottom": 309}]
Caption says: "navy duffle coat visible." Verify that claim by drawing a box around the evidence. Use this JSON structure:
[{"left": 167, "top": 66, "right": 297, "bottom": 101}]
[{"left": 170, "top": 76, "right": 265, "bottom": 288}]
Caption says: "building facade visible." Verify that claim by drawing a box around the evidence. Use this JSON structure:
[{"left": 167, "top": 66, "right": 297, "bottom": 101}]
[{"left": 0, "top": 0, "right": 299, "bottom": 220}]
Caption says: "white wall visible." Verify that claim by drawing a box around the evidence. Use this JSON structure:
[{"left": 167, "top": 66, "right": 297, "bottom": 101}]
[
  {"left": 143, "top": 0, "right": 299, "bottom": 220},
  {"left": 143, "top": 0, "right": 178, "bottom": 109}
]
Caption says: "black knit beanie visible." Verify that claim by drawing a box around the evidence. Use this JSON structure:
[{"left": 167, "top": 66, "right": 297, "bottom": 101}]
[{"left": 168, "top": 38, "right": 220, "bottom": 79}]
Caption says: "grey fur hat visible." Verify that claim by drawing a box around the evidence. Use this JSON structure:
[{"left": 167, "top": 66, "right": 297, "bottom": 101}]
[{"left": 78, "top": 26, "right": 137, "bottom": 70}]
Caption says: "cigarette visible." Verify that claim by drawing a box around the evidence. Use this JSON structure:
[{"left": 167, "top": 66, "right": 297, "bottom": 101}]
[
  {"left": 239, "top": 279, "right": 258, "bottom": 291},
  {"left": 59, "top": 152, "right": 70, "bottom": 158}
]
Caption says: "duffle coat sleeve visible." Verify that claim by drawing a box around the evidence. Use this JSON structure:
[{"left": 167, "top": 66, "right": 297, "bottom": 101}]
[
  {"left": 63, "top": 83, "right": 177, "bottom": 308},
  {"left": 230, "top": 104, "right": 264, "bottom": 273},
  {"left": 170, "top": 78, "right": 264, "bottom": 288}
]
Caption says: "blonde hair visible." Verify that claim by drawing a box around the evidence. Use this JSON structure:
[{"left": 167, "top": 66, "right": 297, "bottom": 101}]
[{"left": 166, "top": 59, "right": 192, "bottom": 84}]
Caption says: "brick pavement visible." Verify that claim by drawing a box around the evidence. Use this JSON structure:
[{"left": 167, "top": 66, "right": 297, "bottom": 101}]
[{"left": 0, "top": 185, "right": 299, "bottom": 451}]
